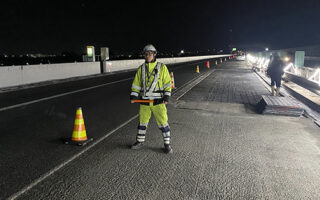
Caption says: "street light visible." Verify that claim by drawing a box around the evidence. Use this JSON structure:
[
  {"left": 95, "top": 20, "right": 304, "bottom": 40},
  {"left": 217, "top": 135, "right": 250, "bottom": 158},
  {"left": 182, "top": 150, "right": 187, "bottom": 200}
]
[{"left": 265, "top": 48, "right": 269, "bottom": 51}]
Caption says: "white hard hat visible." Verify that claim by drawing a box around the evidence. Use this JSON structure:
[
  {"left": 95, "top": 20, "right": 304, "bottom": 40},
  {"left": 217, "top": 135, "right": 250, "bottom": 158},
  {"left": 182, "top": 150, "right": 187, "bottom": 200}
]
[{"left": 143, "top": 44, "right": 157, "bottom": 53}]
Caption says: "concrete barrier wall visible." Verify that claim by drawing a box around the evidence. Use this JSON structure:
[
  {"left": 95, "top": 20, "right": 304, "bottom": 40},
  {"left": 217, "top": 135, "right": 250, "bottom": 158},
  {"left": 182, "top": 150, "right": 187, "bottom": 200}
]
[
  {"left": 0, "top": 62, "right": 100, "bottom": 88},
  {"left": 104, "top": 55, "right": 231, "bottom": 72},
  {"left": 0, "top": 66, "right": 23, "bottom": 87},
  {"left": 0, "top": 55, "right": 231, "bottom": 89}
]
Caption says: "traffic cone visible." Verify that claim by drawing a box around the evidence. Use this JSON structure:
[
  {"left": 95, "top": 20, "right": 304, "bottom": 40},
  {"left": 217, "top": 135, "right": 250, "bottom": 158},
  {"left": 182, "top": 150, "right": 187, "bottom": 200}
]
[
  {"left": 196, "top": 65, "right": 200, "bottom": 73},
  {"left": 206, "top": 61, "right": 210, "bottom": 68},
  {"left": 225, "top": 58, "right": 227, "bottom": 61},
  {"left": 215, "top": 60, "right": 218, "bottom": 65},
  {"left": 65, "top": 107, "right": 93, "bottom": 146},
  {"left": 220, "top": 58, "right": 222, "bottom": 63},
  {"left": 170, "top": 72, "right": 175, "bottom": 89},
  {"left": 72, "top": 107, "right": 87, "bottom": 141}
]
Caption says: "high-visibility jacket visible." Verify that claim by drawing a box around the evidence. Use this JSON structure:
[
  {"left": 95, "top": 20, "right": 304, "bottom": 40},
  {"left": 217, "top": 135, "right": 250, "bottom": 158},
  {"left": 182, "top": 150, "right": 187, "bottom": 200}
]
[{"left": 130, "top": 60, "right": 172, "bottom": 104}]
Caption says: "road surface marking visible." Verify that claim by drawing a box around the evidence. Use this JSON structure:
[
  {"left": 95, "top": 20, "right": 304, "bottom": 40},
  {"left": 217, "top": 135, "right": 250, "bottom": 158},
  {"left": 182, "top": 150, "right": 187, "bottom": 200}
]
[{"left": 0, "top": 78, "right": 133, "bottom": 112}]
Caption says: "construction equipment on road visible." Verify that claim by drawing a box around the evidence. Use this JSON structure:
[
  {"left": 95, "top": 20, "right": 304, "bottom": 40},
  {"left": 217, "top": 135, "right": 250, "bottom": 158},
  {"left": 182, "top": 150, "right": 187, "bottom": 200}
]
[{"left": 256, "top": 95, "right": 304, "bottom": 117}]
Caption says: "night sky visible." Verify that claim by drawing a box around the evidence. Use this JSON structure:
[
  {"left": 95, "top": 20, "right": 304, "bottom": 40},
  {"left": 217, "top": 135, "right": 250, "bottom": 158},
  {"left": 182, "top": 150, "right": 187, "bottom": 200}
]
[{"left": 1, "top": 0, "right": 320, "bottom": 55}]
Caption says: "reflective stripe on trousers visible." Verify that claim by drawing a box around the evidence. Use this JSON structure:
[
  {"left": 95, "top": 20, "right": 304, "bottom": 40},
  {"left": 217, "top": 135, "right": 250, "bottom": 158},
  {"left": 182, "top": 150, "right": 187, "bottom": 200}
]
[
  {"left": 159, "top": 125, "right": 171, "bottom": 145},
  {"left": 137, "top": 123, "right": 148, "bottom": 143},
  {"left": 136, "top": 103, "right": 171, "bottom": 144}
]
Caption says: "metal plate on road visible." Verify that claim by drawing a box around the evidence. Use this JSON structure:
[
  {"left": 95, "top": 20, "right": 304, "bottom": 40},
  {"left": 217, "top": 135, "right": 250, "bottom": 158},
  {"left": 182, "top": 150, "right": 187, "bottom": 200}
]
[{"left": 256, "top": 95, "right": 304, "bottom": 116}]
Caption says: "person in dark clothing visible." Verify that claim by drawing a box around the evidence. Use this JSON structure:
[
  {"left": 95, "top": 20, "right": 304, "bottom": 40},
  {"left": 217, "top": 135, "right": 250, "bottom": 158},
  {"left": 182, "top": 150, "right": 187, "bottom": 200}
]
[{"left": 267, "top": 54, "right": 284, "bottom": 96}]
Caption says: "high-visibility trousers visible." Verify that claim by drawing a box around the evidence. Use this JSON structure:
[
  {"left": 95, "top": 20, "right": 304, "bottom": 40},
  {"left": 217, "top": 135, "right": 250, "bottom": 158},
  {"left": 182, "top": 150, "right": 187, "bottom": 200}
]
[{"left": 136, "top": 103, "right": 171, "bottom": 145}]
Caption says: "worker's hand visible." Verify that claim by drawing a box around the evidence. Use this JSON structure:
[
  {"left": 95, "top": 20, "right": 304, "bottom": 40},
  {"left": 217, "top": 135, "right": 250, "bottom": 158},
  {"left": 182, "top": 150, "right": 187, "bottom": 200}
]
[
  {"left": 131, "top": 100, "right": 135, "bottom": 103},
  {"left": 163, "top": 95, "right": 169, "bottom": 105}
]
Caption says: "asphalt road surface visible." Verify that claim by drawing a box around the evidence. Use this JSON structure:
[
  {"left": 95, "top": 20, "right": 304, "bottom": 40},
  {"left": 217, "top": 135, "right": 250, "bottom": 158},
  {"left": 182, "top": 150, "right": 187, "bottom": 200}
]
[
  {"left": 0, "top": 59, "right": 215, "bottom": 200},
  {"left": 3, "top": 60, "right": 320, "bottom": 200}
]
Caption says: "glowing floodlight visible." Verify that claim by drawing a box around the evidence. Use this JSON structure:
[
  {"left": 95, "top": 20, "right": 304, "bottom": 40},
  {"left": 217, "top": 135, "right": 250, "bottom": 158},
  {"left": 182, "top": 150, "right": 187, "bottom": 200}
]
[
  {"left": 284, "top": 56, "right": 290, "bottom": 62},
  {"left": 86, "top": 46, "right": 95, "bottom": 62}
]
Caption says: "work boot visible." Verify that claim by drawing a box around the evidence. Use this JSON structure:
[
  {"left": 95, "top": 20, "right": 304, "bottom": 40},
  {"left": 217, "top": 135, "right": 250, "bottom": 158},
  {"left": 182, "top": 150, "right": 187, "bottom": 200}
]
[
  {"left": 276, "top": 87, "right": 280, "bottom": 96},
  {"left": 131, "top": 142, "right": 144, "bottom": 150},
  {"left": 271, "top": 86, "right": 275, "bottom": 96},
  {"left": 164, "top": 144, "right": 173, "bottom": 154}
]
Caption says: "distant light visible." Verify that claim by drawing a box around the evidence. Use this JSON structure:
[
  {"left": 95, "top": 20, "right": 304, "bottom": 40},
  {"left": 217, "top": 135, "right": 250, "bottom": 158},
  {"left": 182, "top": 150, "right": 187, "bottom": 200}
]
[
  {"left": 284, "top": 56, "right": 290, "bottom": 62},
  {"left": 247, "top": 54, "right": 257, "bottom": 63},
  {"left": 265, "top": 48, "right": 269, "bottom": 51},
  {"left": 180, "top": 50, "right": 184, "bottom": 54},
  {"left": 87, "top": 46, "right": 94, "bottom": 58},
  {"left": 232, "top": 48, "right": 237, "bottom": 51}
]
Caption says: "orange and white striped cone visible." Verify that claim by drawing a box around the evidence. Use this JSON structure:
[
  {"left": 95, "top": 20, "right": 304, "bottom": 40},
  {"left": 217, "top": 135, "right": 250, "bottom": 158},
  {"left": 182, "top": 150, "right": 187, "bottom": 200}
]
[
  {"left": 65, "top": 107, "right": 93, "bottom": 146},
  {"left": 170, "top": 72, "right": 175, "bottom": 89}
]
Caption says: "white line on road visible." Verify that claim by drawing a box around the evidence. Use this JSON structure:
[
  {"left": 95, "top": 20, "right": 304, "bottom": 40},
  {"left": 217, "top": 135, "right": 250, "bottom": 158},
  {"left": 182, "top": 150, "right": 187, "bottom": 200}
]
[
  {"left": 7, "top": 114, "right": 139, "bottom": 200},
  {"left": 175, "top": 70, "right": 214, "bottom": 101},
  {"left": 0, "top": 78, "right": 133, "bottom": 112}
]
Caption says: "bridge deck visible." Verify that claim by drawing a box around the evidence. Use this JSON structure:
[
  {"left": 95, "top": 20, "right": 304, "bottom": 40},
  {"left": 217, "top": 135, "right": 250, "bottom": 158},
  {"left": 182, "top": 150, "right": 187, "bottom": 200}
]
[{"left": 2, "top": 61, "right": 320, "bottom": 200}]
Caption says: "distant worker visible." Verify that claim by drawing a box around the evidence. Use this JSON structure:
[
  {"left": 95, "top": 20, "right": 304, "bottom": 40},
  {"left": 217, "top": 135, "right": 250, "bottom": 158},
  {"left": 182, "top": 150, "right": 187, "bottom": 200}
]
[
  {"left": 267, "top": 54, "right": 285, "bottom": 96},
  {"left": 130, "top": 44, "right": 173, "bottom": 154}
]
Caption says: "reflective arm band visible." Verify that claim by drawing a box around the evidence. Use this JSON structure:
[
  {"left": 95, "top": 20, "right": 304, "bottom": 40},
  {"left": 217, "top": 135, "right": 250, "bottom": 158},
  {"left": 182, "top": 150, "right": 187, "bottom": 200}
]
[
  {"left": 130, "top": 92, "right": 139, "bottom": 97},
  {"left": 132, "top": 85, "right": 141, "bottom": 91},
  {"left": 164, "top": 92, "right": 171, "bottom": 96},
  {"left": 163, "top": 83, "right": 172, "bottom": 89}
]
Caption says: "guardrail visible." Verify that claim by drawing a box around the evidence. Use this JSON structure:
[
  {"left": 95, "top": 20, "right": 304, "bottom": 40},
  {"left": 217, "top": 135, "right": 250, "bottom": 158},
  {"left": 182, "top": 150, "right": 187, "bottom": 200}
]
[
  {"left": 247, "top": 54, "right": 320, "bottom": 86},
  {"left": 101, "top": 55, "right": 231, "bottom": 73}
]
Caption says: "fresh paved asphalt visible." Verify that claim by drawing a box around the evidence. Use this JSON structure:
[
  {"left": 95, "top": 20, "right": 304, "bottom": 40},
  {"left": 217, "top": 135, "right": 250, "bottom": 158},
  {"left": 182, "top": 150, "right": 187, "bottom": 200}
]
[
  {"left": 10, "top": 61, "right": 320, "bottom": 200},
  {"left": 0, "top": 59, "right": 216, "bottom": 200}
]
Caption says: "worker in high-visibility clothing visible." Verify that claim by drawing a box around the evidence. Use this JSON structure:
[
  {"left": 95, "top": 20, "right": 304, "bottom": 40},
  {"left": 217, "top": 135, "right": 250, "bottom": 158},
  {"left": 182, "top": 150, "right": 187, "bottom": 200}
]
[{"left": 130, "top": 44, "right": 173, "bottom": 154}]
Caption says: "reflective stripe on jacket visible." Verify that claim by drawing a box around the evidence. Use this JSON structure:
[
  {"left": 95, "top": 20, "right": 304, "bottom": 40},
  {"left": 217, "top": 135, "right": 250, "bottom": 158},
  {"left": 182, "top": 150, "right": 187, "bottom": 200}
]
[{"left": 131, "top": 60, "right": 172, "bottom": 100}]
